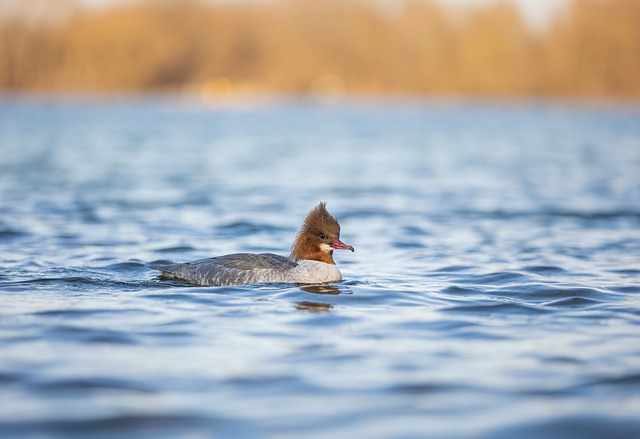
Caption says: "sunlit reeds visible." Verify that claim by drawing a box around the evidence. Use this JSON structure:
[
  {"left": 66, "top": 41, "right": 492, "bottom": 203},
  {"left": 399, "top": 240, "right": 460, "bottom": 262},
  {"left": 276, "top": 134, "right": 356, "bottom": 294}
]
[{"left": 1, "top": 0, "right": 639, "bottom": 98}]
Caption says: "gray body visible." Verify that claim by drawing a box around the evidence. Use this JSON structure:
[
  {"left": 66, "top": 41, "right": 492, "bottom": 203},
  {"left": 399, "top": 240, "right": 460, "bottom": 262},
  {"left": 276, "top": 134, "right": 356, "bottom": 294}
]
[{"left": 149, "top": 253, "right": 342, "bottom": 286}]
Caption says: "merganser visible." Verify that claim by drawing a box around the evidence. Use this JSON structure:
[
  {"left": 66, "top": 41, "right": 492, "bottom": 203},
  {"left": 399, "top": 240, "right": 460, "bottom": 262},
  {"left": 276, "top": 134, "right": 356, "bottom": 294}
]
[{"left": 149, "top": 202, "right": 354, "bottom": 286}]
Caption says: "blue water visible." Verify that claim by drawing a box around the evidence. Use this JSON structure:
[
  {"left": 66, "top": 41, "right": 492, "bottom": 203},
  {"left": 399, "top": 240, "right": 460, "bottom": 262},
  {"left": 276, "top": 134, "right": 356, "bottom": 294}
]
[{"left": 1, "top": 96, "right": 639, "bottom": 438}]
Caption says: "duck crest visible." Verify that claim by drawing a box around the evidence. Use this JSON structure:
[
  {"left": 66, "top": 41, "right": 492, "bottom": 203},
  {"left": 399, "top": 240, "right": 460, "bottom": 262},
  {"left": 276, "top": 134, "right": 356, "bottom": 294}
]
[{"left": 290, "top": 202, "right": 341, "bottom": 264}]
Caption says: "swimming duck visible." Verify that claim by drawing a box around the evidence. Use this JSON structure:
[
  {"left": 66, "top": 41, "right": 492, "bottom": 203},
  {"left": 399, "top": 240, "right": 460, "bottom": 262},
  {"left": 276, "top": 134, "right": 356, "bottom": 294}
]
[{"left": 149, "top": 202, "right": 354, "bottom": 286}]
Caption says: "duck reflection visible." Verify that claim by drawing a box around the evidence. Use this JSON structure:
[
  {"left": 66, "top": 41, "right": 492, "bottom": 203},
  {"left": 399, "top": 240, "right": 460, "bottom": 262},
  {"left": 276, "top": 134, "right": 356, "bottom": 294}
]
[
  {"left": 295, "top": 301, "right": 333, "bottom": 313},
  {"left": 295, "top": 284, "right": 353, "bottom": 313},
  {"left": 299, "top": 284, "right": 341, "bottom": 295}
]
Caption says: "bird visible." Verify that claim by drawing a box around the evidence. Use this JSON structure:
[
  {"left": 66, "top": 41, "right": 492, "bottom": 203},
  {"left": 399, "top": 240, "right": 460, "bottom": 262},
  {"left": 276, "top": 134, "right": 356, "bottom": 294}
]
[{"left": 149, "top": 202, "right": 354, "bottom": 286}]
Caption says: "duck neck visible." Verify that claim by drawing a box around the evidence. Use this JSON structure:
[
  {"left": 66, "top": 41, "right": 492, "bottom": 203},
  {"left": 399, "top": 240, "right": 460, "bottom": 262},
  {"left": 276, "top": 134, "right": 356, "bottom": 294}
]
[
  {"left": 309, "top": 250, "right": 335, "bottom": 265},
  {"left": 290, "top": 238, "right": 336, "bottom": 265},
  {"left": 291, "top": 250, "right": 335, "bottom": 265}
]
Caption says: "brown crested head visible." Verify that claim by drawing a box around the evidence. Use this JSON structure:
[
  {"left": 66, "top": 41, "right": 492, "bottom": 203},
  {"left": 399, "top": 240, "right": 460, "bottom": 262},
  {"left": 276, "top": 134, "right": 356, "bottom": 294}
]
[{"left": 290, "top": 202, "right": 354, "bottom": 264}]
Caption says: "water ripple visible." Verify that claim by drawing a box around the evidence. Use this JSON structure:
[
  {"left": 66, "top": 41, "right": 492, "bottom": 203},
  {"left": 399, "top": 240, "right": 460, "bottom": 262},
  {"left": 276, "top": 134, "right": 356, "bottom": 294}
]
[
  {"left": 46, "top": 325, "right": 138, "bottom": 345},
  {"left": 28, "top": 377, "right": 156, "bottom": 394},
  {"left": 0, "top": 415, "right": 232, "bottom": 439}
]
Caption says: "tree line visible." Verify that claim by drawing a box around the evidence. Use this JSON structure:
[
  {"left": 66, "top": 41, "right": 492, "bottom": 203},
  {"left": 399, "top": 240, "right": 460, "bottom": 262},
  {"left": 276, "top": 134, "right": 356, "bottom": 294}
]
[{"left": 1, "top": 0, "right": 639, "bottom": 99}]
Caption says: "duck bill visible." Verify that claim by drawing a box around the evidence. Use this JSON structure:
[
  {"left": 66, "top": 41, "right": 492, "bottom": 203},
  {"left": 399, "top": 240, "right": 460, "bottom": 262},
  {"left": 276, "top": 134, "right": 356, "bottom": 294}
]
[{"left": 331, "top": 238, "right": 354, "bottom": 252}]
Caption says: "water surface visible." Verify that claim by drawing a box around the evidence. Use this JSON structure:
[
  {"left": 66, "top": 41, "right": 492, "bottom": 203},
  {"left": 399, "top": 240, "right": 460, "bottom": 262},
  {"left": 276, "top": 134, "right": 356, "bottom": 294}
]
[{"left": 1, "top": 96, "right": 639, "bottom": 438}]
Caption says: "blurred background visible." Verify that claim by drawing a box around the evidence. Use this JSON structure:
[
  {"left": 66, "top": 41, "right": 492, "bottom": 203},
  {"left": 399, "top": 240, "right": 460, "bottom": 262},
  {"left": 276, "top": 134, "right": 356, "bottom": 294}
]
[{"left": 1, "top": 0, "right": 639, "bottom": 100}]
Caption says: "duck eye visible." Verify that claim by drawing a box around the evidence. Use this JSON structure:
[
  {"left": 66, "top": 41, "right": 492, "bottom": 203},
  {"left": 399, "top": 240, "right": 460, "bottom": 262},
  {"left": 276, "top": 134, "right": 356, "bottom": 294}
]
[{"left": 319, "top": 233, "right": 326, "bottom": 239}]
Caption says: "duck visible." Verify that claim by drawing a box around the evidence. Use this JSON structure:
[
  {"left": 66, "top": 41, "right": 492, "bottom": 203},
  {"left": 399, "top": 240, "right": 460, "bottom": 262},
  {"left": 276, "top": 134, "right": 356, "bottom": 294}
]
[{"left": 149, "top": 202, "right": 354, "bottom": 286}]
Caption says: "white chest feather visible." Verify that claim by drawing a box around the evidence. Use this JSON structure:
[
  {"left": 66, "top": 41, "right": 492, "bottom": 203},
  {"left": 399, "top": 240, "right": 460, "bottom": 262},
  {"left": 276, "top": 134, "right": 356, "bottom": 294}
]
[{"left": 287, "top": 260, "right": 342, "bottom": 284}]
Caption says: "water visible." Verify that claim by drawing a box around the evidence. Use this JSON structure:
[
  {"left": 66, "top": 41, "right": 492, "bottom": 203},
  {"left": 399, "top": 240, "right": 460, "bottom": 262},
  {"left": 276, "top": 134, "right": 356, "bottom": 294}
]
[{"left": 1, "top": 96, "right": 639, "bottom": 439}]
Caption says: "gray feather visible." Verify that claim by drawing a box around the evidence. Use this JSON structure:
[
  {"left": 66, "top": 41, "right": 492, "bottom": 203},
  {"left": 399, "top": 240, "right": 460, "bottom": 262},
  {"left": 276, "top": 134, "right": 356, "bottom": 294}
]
[{"left": 149, "top": 253, "right": 297, "bottom": 286}]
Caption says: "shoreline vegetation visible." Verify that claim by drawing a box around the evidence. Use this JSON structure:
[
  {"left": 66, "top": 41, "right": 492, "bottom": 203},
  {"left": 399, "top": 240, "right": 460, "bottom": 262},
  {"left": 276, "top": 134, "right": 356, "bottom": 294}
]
[{"left": 1, "top": 0, "right": 639, "bottom": 100}]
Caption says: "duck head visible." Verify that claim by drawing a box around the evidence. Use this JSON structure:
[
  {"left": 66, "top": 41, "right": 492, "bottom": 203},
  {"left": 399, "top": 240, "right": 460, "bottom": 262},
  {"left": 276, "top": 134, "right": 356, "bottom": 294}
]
[{"left": 290, "top": 202, "right": 354, "bottom": 265}]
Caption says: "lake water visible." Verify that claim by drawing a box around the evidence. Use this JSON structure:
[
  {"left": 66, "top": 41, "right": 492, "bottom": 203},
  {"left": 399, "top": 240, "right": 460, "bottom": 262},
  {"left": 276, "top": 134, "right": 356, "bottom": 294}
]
[{"left": 1, "top": 96, "right": 639, "bottom": 438}]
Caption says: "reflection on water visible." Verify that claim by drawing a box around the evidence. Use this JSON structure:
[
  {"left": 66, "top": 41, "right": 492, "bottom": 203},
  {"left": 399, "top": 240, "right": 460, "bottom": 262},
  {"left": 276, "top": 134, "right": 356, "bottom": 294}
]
[
  {"left": 295, "top": 301, "right": 334, "bottom": 313},
  {"left": 0, "top": 97, "right": 639, "bottom": 438},
  {"left": 295, "top": 284, "right": 349, "bottom": 312},
  {"left": 299, "top": 284, "right": 347, "bottom": 295}
]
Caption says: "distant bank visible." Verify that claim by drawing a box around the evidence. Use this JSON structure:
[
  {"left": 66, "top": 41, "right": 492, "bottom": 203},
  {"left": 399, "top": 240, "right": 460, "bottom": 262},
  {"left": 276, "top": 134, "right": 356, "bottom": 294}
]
[{"left": 1, "top": 0, "right": 639, "bottom": 100}]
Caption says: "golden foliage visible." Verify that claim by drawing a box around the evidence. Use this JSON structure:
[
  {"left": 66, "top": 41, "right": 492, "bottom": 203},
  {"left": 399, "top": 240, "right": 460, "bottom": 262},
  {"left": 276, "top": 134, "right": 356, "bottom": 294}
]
[{"left": 1, "top": 0, "right": 639, "bottom": 98}]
